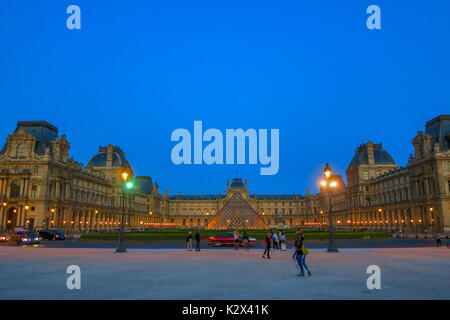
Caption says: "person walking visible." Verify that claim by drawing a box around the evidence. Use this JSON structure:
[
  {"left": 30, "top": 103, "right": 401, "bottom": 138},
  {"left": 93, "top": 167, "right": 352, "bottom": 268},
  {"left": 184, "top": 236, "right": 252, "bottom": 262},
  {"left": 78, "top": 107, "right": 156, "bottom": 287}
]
[
  {"left": 445, "top": 236, "right": 450, "bottom": 249},
  {"left": 233, "top": 230, "right": 240, "bottom": 251},
  {"left": 272, "top": 231, "right": 279, "bottom": 250},
  {"left": 242, "top": 231, "right": 250, "bottom": 251},
  {"left": 186, "top": 231, "right": 193, "bottom": 251},
  {"left": 195, "top": 230, "right": 201, "bottom": 252},
  {"left": 294, "top": 229, "right": 311, "bottom": 276},
  {"left": 262, "top": 232, "right": 272, "bottom": 259},
  {"left": 435, "top": 232, "right": 441, "bottom": 248},
  {"left": 279, "top": 231, "right": 286, "bottom": 251}
]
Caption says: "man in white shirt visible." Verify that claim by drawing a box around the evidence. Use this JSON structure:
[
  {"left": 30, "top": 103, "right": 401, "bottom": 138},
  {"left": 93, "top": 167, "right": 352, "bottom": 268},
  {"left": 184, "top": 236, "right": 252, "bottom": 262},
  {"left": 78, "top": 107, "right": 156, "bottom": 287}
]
[{"left": 272, "top": 231, "right": 279, "bottom": 250}]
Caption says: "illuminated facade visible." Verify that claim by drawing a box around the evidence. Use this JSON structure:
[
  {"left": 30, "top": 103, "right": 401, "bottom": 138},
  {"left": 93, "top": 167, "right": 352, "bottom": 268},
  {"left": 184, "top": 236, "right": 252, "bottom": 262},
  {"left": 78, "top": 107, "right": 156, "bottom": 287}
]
[
  {"left": 0, "top": 122, "right": 153, "bottom": 232},
  {"left": 0, "top": 116, "right": 449, "bottom": 232},
  {"left": 322, "top": 115, "right": 450, "bottom": 233}
]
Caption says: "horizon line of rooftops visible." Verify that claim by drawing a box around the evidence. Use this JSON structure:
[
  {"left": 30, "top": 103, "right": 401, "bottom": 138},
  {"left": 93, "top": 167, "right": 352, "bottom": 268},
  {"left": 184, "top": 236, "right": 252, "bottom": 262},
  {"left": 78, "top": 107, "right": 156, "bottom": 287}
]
[
  {"left": 3, "top": 116, "right": 449, "bottom": 199},
  {"left": 168, "top": 194, "right": 307, "bottom": 201}
]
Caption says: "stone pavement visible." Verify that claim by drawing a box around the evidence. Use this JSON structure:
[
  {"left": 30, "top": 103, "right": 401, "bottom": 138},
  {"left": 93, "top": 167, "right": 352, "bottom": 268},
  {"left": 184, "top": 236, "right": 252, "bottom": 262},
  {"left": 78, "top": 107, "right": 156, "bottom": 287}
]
[{"left": 0, "top": 246, "right": 448, "bottom": 299}]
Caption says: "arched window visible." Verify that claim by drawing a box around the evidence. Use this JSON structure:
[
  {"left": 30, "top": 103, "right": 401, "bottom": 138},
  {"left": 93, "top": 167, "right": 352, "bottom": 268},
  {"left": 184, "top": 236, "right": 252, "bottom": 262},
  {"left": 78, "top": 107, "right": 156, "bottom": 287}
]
[
  {"left": 16, "top": 144, "right": 24, "bottom": 157},
  {"left": 10, "top": 180, "right": 21, "bottom": 198}
]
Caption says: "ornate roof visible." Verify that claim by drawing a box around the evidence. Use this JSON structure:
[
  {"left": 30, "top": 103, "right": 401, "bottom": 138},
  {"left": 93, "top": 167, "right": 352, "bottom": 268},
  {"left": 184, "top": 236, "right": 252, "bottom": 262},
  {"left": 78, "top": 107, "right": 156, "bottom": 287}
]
[
  {"left": 229, "top": 178, "right": 246, "bottom": 189},
  {"left": 0, "top": 121, "right": 59, "bottom": 155},
  {"left": 250, "top": 194, "right": 305, "bottom": 200},
  {"left": 134, "top": 176, "right": 153, "bottom": 195},
  {"left": 86, "top": 145, "right": 129, "bottom": 167},
  {"left": 350, "top": 143, "right": 395, "bottom": 166},
  {"left": 169, "top": 195, "right": 226, "bottom": 201},
  {"left": 425, "top": 114, "right": 450, "bottom": 151}
]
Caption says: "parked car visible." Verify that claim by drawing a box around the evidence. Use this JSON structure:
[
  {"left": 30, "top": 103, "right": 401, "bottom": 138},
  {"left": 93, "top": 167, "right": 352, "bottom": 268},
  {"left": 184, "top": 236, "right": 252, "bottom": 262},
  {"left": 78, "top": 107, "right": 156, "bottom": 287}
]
[
  {"left": 39, "top": 229, "right": 55, "bottom": 240},
  {"left": 12, "top": 231, "right": 40, "bottom": 245},
  {"left": 208, "top": 232, "right": 256, "bottom": 247},
  {"left": 51, "top": 229, "right": 65, "bottom": 240},
  {"left": 0, "top": 233, "right": 11, "bottom": 242}
]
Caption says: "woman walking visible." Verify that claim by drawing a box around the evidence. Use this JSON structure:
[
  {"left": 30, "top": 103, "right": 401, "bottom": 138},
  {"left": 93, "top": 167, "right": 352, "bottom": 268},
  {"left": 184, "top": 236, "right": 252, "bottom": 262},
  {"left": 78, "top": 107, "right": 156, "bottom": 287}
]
[
  {"left": 242, "top": 231, "right": 250, "bottom": 251},
  {"left": 186, "top": 231, "right": 193, "bottom": 251},
  {"left": 295, "top": 229, "right": 311, "bottom": 277},
  {"left": 233, "top": 230, "right": 240, "bottom": 251},
  {"left": 445, "top": 236, "right": 450, "bottom": 249},
  {"left": 262, "top": 232, "right": 272, "bottom": 259},
  {"left": 279, "top": 231, "right": 286, "bottom": 251}
]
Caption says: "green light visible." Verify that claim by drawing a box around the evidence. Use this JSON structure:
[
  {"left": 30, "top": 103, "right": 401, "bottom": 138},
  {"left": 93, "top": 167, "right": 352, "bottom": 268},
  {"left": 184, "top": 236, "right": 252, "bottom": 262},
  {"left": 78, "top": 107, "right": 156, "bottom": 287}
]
[{"left": 126, "top": 182, "right": 133, "bottom": 189}]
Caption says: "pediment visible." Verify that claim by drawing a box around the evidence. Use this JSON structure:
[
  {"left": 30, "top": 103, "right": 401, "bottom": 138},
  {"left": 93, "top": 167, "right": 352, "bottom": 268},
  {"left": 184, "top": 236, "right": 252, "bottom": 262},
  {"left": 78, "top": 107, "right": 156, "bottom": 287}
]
[{"left": 7, "top": 128, "right": 38, "bottom": 142}]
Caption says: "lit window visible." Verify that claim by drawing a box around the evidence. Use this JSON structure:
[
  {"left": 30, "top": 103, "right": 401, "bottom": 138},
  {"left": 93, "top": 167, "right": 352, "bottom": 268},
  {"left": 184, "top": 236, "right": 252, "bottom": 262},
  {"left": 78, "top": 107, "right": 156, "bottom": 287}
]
[
  {"left": 363, "top": 171, "right": 369, "bottom": 181},
  {"left": 16, "top": 144, "right": 24, "bottom": 157}
]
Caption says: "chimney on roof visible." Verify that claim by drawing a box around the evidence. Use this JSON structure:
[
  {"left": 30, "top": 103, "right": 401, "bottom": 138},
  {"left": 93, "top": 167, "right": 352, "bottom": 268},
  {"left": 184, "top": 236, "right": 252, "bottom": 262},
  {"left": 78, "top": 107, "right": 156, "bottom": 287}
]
[
  {"left": 106, "top": 144, "right": 113, "bottom": 167},
  {"left": 367, "top": 142, "right": 375, "bottom": 165}
]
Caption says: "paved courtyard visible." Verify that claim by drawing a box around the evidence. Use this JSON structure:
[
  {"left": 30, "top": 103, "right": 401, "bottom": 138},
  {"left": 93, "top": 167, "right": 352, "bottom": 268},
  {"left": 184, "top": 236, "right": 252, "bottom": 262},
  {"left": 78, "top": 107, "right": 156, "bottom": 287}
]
[{"left": 0, "top": 246, "right": 449, "bottom": 299}]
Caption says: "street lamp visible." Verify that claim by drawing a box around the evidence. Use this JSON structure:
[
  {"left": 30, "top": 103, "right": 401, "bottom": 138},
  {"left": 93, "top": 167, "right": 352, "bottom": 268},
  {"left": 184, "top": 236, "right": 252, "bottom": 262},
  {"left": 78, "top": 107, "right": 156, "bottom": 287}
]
[
  {"left": 429, "top": 207, "right": 434, "bottom": 232},
  {"left": 116, "top": 171, "right": 133, "bottom": 253},
  {"left": 321, "top": 163, "right": 339, "bottom": 253},
  {"left": 377, "top": 208, "right": 382, "bottom": 232}
]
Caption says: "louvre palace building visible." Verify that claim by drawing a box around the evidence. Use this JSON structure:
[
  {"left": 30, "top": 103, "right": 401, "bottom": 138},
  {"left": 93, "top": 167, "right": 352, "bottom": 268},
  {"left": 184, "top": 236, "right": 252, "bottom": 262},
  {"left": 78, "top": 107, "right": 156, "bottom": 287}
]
[{"left": 0, "top": 116, "right": 449, "bottom": 233}]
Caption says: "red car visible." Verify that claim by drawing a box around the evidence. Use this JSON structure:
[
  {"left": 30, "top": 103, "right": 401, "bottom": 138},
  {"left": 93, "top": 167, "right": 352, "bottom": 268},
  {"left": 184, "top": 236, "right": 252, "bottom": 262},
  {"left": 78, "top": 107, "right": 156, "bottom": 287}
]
[
  {"left": 0, "top": 233, "right": 10, "bottom": 242},
  {"left": 208, "top": 232, "right": 256, "bottom": 247}
]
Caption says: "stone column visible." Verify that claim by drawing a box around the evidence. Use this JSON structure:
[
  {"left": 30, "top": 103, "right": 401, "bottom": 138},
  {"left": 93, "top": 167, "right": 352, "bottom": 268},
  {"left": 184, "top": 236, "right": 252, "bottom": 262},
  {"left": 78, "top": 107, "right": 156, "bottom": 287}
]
[{"left": 2, "top": 178, "right": 8, "bottom": 196}]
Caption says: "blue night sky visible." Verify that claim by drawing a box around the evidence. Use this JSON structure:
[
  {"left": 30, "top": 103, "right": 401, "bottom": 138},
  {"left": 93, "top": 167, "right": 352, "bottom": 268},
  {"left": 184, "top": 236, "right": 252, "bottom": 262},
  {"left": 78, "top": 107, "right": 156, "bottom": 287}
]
[{"left": 0, "top": 1, "right": 449, "bottom": 195}]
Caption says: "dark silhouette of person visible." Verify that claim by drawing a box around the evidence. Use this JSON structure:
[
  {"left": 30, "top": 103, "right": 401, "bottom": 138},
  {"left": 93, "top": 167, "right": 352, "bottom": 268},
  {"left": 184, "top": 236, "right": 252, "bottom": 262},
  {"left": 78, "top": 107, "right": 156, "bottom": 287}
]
[
  {"left": 262, "top": 232, "right": 272, "bottom": 259},
  {"left": 195, "top": 230, "right": 201, "bottom": 252}
]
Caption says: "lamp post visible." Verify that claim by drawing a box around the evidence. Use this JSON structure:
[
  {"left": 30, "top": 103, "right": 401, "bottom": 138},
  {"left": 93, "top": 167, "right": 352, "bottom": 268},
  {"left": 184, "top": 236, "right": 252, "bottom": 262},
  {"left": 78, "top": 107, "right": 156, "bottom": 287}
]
[
  {"left": 116, "top": 172, "right": 132, "bottom": 253},
  {"left": 1, "top": 201, "right": 7, "bottom": 232},
  {"left": 321, "top": 163, "right": 339, "bottom": 253},
  {"left": 429, "top": 207, "right": 434, "bottom": 233},
  {"left": 149, "top": 211, "right": 153, "bottom": 227}
]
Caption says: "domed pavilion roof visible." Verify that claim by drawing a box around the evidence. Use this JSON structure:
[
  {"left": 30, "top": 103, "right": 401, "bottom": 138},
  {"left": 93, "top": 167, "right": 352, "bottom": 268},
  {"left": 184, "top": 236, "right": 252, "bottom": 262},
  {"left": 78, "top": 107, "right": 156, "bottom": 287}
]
[{"left": 86, "top": 145, "right": 129, "bottom": 167}]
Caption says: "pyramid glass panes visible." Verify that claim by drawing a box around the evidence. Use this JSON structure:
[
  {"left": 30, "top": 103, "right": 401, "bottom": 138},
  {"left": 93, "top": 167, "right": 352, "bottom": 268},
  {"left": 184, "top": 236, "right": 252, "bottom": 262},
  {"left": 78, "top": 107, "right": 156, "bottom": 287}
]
[{"left": 207, "top": 192, "right": 268, "bottom": 230}]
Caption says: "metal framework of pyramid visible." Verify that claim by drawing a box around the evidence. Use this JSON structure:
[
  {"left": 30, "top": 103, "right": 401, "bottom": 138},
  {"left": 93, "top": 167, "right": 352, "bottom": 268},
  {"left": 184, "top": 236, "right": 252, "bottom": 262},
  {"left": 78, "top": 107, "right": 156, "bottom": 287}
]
[{"left": 207, "top": 192, "right": 268, "bottom": 230}]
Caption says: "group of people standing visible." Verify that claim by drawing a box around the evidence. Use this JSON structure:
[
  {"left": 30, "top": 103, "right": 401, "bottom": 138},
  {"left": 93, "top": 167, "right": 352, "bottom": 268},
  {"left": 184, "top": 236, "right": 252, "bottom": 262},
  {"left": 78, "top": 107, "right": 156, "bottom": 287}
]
[
  {"left": 185, "top": 230, "right": 251, "bottom": 251},
  {"left": 261, "top": 229, "right": 287, "bottom": 258},
  {"left": 435, "top": 232, "right": 450, "bottom": 248},
  {"left": 232, "top": 230, "right": 250, "bottom": 251},
  {"left": 186, "top": 230, "right": 201, "bottom": 252}
]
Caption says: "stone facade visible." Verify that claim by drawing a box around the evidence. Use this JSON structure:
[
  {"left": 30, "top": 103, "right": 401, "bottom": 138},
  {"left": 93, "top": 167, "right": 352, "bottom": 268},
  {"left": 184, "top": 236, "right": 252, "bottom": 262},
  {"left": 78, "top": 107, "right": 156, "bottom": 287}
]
[
  {"left": 165, "top": 179, "right": 321, "bottom": 229},
  {"left": 323, "top": 115, "right": 450, "bottom": 233},
  {"left": 0, "top": 121, "right": 153, "bottom": 232},
  {"left": 1, "top": 115, "right": 449, "bottom": 233}
]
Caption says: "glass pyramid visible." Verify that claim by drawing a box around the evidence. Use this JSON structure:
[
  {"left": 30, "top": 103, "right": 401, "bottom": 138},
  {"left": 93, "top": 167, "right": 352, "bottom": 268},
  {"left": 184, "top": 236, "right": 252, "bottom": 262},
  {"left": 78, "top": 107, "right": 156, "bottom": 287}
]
[{"left": 207, "top": 192, "right": 268, "bottom": 230}]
